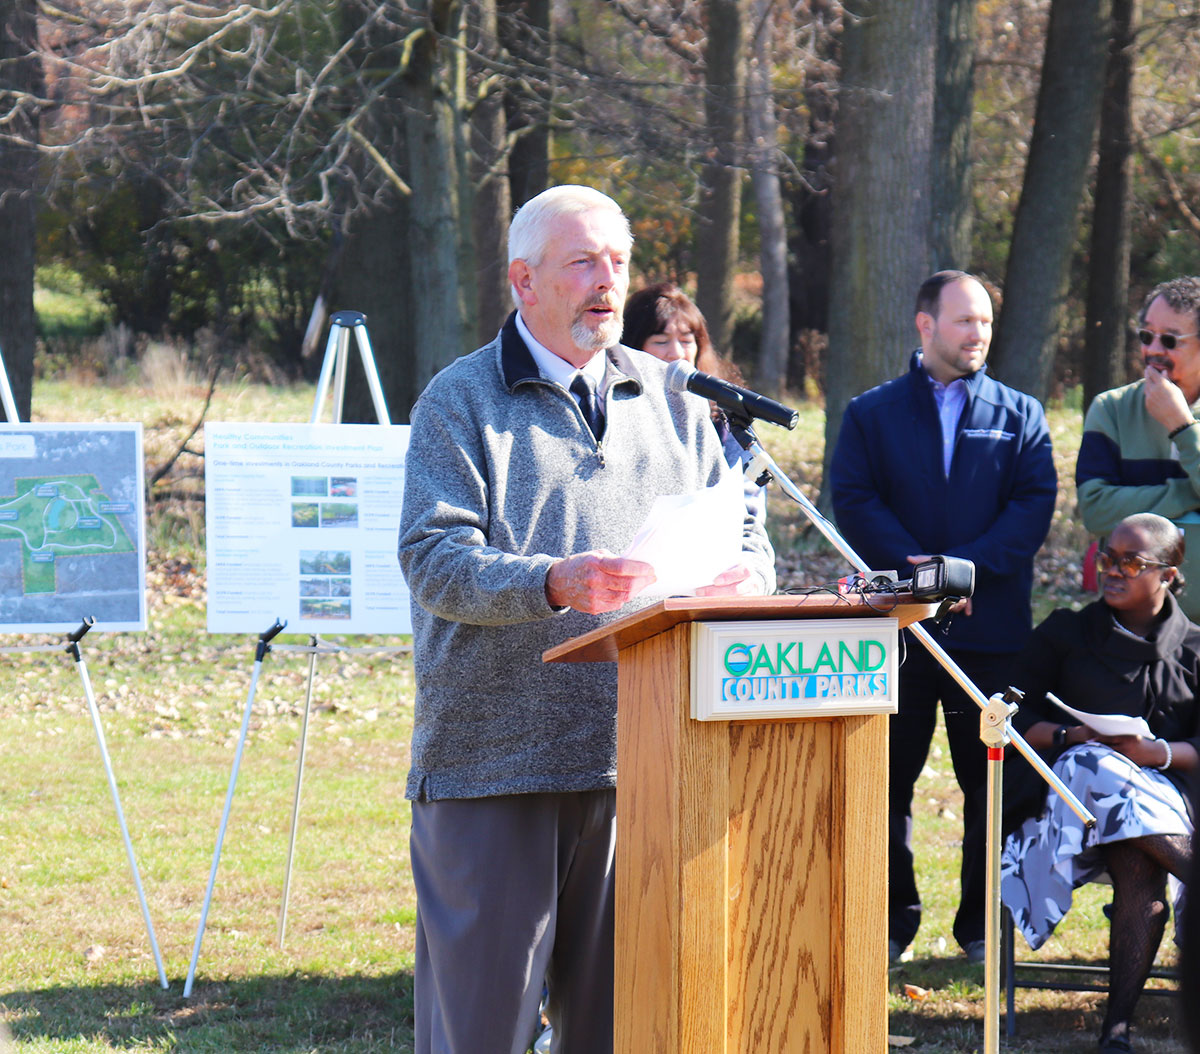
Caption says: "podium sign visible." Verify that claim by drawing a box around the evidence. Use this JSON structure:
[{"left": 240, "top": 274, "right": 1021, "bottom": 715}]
[{"left": 690, "top": 617, "right": 898, "bottom": 721}]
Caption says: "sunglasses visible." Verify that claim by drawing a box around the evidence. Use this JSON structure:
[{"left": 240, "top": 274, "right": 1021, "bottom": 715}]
[
  {"left": 1095, "top": 548, "right": 1172, "bottom": 578},
  {"left": 1138, "top": 329, "right": 1198, "bottom": 351}
]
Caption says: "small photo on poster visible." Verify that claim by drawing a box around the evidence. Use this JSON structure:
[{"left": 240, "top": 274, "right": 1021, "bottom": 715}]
[
  {"left": 292, "top": 476, "right": 328, "bottom": 497},
  {"left": 300, "top": 596, "right": 352, "bottom": 620},
  {"left": 320, "top": 502, "right": 358, "bottom": 528},
  {"left": 292, "top": 502, "right": 320, "bottom": 527},
  {"left": 299, "top": 550, "right": 351, "bottom": 575}
]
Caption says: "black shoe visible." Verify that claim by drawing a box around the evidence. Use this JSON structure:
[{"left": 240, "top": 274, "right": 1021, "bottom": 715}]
[
  {"left": 1098, "top": 1035, "right": 1133, "bottom": 1053},
  {"left": 963, "top": 939, "right": 986, "bottom": 964}
]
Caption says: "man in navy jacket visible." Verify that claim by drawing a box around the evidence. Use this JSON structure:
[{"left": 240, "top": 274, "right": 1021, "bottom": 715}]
[{"left": 830, "top": 270, "right": 1056, "bottom": 963}]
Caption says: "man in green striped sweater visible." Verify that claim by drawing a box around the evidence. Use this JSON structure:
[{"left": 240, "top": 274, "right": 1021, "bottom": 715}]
[{"left": 1077, "top": 276, "right": 1200, "bottom": 620}]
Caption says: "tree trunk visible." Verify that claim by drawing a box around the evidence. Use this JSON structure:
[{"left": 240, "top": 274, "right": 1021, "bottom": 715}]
[
  {"left": 820, "top": 0, "right": 936, "bottom": 511},
  {"left": 0, "top": 0, "right": 42, "bottom": 422},
  {"left": 404, "top": 0, "right": 471, "bottom": 402},
  {"left": 785, "top": 2, "right": 837, "bottom": 392},
  {"left": 1082, "top": 0, "right": 1138, "bottom": 414},
  {"left": 989, "top": 0, "right": 1110, "bottom": 401},
  {"left": 695, "top": 0, "right": 747, "bottom": 355},
  {"left": 469, "top": 0, "right": 513, "bottom": 343},
  {"left": 501, "top": 0, "right": 551, "bottom": 207},
  {"left": 931, "top": 0, "right": 977, "bottom": 270},
  {"left": 332, "top": 187, "right": 418, "bottom": 424},
  {"left": 747, "top": 0, "right": 788, "bottom": 395}
]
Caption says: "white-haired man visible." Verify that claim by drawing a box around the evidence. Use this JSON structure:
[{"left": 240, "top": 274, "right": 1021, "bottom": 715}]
[{"left": 398, "top": 185, "right": 776, "bottom": 1053}]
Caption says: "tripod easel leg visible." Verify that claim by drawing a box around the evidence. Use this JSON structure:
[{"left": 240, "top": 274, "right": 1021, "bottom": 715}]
[
  {"left": 73, "top": 642, "right": 169, "bottom": 989},
  {"left": 183, "top": 659, "right": 262, "bottom": 997},
  {"left": 185, "top": 620, "right": 285, "bottom": 998},
  {"left": 279, "top": 637, "right": 319, "bottom": 948}
]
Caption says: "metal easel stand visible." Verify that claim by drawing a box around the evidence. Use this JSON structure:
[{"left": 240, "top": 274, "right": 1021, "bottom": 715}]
[
  {"left": 0, "top": 357, "right": 166, "bottom": 986},
  {"left": 728, "top": 415, "right": 1097, "bottom": 1054},
  {"left": 2, "top": 618, "right": 168, "bottom": 989},
  {"left": 271, "top": 308, "right": 404, "bottom": 944},
  {"left": 181, "top": 623, "right": 413, "bottom": 993},
  {"left": 271, "top": 634, "right": 411, "bottom": 948},
  {"left": 186, "top": 312, "right": 402, "bottom": 994},
  {"left": 184, "top": 619, "right": 287, "bottom": 997},
  {"left": 310, "top": 310, "right": 391, "bottom": 426}
]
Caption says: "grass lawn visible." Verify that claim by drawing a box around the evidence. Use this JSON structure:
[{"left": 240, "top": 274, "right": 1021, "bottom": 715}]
[{"left": 0, "top": 376, "right": 1187, "bottom": 1051}]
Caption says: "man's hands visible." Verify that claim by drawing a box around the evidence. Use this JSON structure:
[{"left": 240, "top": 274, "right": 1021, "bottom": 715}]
[
  {"left": 545, "top": 551, "right": 656, "bottom": 614},
  {"left": 1143, "top": 364, "right": 1196, "bottom": 434},
  {"left": 546, "top": 555, "right": 765, "bottom": 614},
  {"left": 694, "top": 562, "right": 764, "bottom": 597}
]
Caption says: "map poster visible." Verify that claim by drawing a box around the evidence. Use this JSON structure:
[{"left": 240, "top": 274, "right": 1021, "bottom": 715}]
[
  {"left": 204, "top": 423, "right": 411, "bottom": 635},
  {"left": 0, "top": 423, "right": 146, "bottom": 632}
]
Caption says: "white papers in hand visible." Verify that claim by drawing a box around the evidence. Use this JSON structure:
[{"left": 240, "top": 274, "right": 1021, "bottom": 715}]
[
  {"left": 623, "top": 468, "right": 744, "bottom": 598},
  {"left": 1046, "top": 692, "right": 1153, "bottom": 739}
]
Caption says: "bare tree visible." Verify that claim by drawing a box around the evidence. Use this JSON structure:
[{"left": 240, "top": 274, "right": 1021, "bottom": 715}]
[
  {"left": 931, "top": 0, "right": 977, "bottom": 270},
  {"left": 1082, "top": 0, "right": 1139, "bottom": 413},
  {"left": 501, "top": 0, "right": 551, "bottom": 207},
  {"left": 747, "top": 0, "right": 788, "bottom": 394},
  {"left": 988, "top": 0, "right": 1111, "bottom": 400},
  {"left": 821, "top": 0, "right": 936, "bottom": 509},
  {"left": 36, "top": 1, "right": 505, "bottom": 418},
  {"left": 695, "top": 0, "right": 747, "bottom": 354},
  {"left": 470, "top": 0, "right": 513, "bottom": 342}
]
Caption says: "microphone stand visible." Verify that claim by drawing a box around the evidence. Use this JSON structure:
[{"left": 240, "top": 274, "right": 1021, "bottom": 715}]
[{"left": 725, "top": 413, "right": 1095, "bottom": 1054}]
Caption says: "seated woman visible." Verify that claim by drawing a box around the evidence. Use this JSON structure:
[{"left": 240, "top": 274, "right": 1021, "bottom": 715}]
[{"left": 1001, "top": 512, "right": 1197, "bottom": 1054}]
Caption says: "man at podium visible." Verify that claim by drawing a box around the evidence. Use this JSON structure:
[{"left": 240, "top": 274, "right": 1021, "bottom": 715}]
[{"left": 398, "top": 185, "right": 775, "bottom": 1054}]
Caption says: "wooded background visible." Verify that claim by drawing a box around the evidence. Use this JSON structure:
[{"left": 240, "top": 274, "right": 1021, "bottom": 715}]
[{"left": 1, "top": 0, "right": 1198, "bottom": 470}]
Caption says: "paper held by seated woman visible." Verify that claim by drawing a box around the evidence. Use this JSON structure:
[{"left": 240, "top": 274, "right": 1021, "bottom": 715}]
[{"left": 1046, "top": 691, "right": 1153, "bottom": 739}]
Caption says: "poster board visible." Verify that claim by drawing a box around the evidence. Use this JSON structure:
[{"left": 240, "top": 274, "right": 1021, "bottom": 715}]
[
  {"left": 204, "top": 423, "right": 411, "bottom": 635},
  {"left": 0, "top": 423, "right": 146, "bottom": 632}
]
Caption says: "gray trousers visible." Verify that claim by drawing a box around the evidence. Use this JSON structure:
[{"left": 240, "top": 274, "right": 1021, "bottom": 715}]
[{"left": 410, "top": 789, "right": 616, "bottom": 1054}]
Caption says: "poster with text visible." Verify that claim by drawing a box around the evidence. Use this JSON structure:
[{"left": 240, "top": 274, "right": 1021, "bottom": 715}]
[
  {"left": 205, "top": 423, "right": 411, "bottom": 635},
  {"left": 0, "top": 423, "right": 146, "bottom": 632}
]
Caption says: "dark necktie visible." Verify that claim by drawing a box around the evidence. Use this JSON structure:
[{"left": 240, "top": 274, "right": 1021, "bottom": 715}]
[{"left": 570, "top": 373, "right": 605, "bottom": 440}]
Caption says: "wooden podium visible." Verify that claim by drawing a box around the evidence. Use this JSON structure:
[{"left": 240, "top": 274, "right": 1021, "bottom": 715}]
[{"left": 545, "top": 594, "right": 935, "bottom": 1054}]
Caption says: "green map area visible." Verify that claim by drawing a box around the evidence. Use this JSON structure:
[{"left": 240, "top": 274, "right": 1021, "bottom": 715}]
[{"left": 0, "top": 474, "right": 137, "bottom": 594}]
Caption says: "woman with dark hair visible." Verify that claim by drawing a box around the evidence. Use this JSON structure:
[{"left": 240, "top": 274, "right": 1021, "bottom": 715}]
[
  {"left": 622, "top": 282, "right": 742, "bottom": 382},
  {"left": 624, "top": 280, "right": 763, "bottom": 511},
  {"left": 623, "top": 283, "right": 765, "bottom": 527},
  {"left": 1000, "top": 512, "right": 1198, "bottom": 1053}
]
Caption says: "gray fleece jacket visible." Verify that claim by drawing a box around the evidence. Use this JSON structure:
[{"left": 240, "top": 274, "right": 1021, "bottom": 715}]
[{"left": 398, "top": 314, "right": 776, "bottom": 801}]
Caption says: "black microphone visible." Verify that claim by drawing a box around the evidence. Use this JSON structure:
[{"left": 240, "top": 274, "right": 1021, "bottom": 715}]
[{"left": 665, "top": 360, "right": 799, "bottom": 430}]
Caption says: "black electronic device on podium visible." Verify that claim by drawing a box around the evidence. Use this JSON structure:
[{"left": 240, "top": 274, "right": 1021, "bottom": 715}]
[
  {"left": 0, "top": 345, "right": 167, "bottom": 989},
  {"left": 184, "top": 312, "right": 412, "bottom": 997}
]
